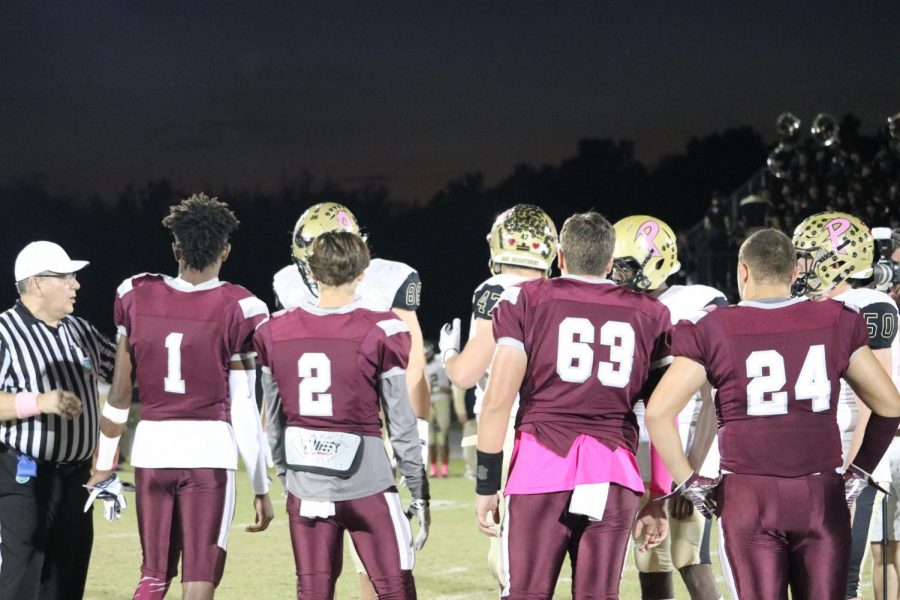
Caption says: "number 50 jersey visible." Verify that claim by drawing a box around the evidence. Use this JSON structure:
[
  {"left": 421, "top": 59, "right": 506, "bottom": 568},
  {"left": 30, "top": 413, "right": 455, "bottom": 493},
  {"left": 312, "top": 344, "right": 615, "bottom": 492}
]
[{"left": 672, "top": 297, "right": 869, "bottom": 478}]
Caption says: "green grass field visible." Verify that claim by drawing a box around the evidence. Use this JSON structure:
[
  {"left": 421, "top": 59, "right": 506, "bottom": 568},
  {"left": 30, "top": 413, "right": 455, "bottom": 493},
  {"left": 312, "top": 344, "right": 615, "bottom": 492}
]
[{"left": 84, "top": 459, "right": 875, "bottom": 599}]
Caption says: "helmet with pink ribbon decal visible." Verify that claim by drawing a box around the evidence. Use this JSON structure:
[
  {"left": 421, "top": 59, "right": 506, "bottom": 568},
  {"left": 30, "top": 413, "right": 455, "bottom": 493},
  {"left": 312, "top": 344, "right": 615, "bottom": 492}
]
[
  {"left": 611, "top": 215, "right": 680, "bottom": 291},
  {"left": 292, "top": 202, "right": 364, "bottom": 294},
  {"left": 792, "top": 211, "right": 873, "bottom": 296}
]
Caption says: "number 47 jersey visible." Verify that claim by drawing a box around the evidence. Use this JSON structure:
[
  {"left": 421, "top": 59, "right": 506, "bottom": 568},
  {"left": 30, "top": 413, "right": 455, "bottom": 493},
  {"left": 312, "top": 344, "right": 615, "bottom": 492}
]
[{"left": 672, "top": 297, "right": 869, "bottom": 478}]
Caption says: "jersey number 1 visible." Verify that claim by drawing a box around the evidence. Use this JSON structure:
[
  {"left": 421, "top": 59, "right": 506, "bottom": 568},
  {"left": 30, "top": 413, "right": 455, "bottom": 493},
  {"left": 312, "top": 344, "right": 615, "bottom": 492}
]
[{"left": 164, "top": 332, "right": 186, "bottom": 394}]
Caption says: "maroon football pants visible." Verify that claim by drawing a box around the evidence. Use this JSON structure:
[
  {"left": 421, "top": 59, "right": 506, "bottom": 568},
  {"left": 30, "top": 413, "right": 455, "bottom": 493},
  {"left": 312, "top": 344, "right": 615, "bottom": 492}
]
[
  {"left": 502, "top": 485, "right": 641, "bottom": 599},
  {"left": 286, "top": 489, "right": 416, "bottom": 600},
  {"left": 717, "top": 471, "right": 850, "bottom": 600},
  {"left": 134, "top": 467, "right": 234, "bottom": 588}
]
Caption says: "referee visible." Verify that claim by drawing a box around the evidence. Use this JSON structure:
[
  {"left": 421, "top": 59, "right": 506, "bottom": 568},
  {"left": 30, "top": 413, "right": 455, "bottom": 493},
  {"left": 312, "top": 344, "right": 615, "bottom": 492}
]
[{"left": 0, "top": 241, "right": 115, "bottom": 600}]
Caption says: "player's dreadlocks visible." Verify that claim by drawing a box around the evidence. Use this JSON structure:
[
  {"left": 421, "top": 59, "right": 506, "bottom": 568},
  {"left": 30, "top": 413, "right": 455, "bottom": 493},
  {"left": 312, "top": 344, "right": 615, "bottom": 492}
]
[{"left": 162, "top": 193, "right": 239, "bottom": 271}]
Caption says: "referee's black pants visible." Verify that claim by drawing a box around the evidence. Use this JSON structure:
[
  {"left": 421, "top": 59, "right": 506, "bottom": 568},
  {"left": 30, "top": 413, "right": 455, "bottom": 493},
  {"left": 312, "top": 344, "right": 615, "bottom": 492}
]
[{"left": 0, "top": 446, "right": 93, "bottom": 600}]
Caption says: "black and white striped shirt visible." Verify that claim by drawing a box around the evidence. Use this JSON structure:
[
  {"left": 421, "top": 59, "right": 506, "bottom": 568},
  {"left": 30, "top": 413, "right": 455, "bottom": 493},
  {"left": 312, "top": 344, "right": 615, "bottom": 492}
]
[{"left": 0, "top": 301, "right": 115, "bottom": 463}]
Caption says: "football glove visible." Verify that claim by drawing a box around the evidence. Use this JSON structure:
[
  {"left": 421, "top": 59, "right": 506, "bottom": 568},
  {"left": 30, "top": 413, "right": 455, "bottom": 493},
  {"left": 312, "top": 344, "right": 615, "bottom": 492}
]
[
  {"left": 405, "top": 498, "right": 431, "bottom": 551},
  {"left": 83, "top": 473, "right": 134, "bottom": 521},
  {"left": 844, "top": 463, "right": 890, "bottom": 509},
  {"left": 439, "top": 318, "right": 461, "bottom": 367},
  {"left": 665, "top": 472, "right": 719, "bottom": 519}
]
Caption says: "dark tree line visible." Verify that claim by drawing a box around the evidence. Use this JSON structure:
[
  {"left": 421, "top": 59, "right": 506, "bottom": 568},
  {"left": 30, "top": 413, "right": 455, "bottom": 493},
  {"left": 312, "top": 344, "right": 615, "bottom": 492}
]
[{"left": 0, "top": 124, "right": 778, "bottom": 342}]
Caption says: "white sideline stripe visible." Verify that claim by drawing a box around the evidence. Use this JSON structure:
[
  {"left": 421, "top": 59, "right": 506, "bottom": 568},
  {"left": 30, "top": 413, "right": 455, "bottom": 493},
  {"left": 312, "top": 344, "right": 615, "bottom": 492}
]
[
  {"left": 500, "top": 504, "right": 511, "bottom": 597},
  {"left": 384, "top": 491, "right": 415, "bottom": 570},
  {"left": 717, "top": 517, "right": 739, "bottom": 599},
  {"left": 217, "top": 470, "right": 237, "bottom": 550}
]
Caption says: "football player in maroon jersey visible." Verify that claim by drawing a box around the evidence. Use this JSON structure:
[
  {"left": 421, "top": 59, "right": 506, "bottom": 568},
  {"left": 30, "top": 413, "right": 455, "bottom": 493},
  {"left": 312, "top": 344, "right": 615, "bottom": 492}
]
[
  {"left": 256, "top": 231, "right": 428, "bottom": 600},
  {"left": 646, "top": 228, "right": 900, "bottom": 599},
  {"left": 475, "top": 211, "right": 672, "bottom": 599},
  {"left": 89, "top": 194, "right": 273, "bottom": 600}
]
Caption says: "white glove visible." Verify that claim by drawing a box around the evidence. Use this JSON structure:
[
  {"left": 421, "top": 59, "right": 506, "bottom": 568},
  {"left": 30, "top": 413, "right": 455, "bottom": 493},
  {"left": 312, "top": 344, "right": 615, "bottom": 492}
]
[
  {"left": 405, "top": 499, "right": 431, "bottom": 551},
  {"left": 83, "top": 474, "right": 133, "bottom": 521},
  {"left": 439, "top": 318, "right": 461, "bottom": 367}
]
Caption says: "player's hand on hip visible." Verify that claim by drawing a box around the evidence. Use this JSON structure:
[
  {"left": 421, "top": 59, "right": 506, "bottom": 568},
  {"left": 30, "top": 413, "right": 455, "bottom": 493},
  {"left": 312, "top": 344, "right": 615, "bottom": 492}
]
[
  {"left": 39, "top": 390, "right": 83, "bottom": 419},
  {"left": 475, "top": 493, "right": 501, "bottom": 537},
  {"left": 246, "top": 494, "right": 274, "bottom": 532},
  {"left": 405, "top": 499, "right": 431, "bottom": 550},
  {"left": 439, "top": 318, "right": 461, "bottom": 366},
  {"left": 633, "top": 498, "right": 668, "bottom": 551}
]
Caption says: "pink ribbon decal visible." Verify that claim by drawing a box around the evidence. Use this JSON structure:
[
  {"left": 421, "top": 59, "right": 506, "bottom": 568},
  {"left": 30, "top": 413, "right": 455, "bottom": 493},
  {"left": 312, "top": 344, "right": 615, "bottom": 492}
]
[
  {"left": 336, "top": 210, "right": 353, "bottom": 231},
  {"left": 636, "top": 221, "right": 662, "bottom": 256},
  {"left": 824, "top": 218, "right": 851, "bottom": 254}
]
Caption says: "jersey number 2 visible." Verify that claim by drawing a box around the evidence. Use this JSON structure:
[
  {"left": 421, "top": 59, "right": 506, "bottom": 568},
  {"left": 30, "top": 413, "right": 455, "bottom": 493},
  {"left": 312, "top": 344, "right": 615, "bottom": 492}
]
[
  {"left": 746, "top": 345, "right": 830, "bottom": 416},
  {"left": 298, "top": 353, "right": 333, "bottom": 416}
]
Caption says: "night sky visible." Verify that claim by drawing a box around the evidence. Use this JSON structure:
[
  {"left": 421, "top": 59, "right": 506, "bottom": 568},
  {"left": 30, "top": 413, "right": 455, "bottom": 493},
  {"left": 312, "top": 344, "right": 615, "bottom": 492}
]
[{"left": 2, "top": 2, "right": 899, "bottom": 202}]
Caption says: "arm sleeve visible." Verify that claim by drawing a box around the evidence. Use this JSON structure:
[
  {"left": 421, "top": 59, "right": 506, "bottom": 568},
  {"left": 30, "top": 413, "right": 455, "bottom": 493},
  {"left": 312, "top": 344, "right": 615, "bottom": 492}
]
[
  {"left": 860, "top": 301, "right": 899, "bottom": 349},
  {"left": 260, "top": 369, "right": 288, "bottom": 489},
  {"left": 89, "top": 323, "right": 117, "bottom": 383},
  {"left": 852, "top": 413, "right": 900, "bottom": 474},
  {"left": 472, "top": 283, "right": 505, "bottom": 320},
  {"left": 229, "top": 367, "right": 270, "bottom": 495},
  {"left": 391, "top": 271, "right": 422, "bottom": 311},
  {"left": 382, "top": 372, "right": 430, "bottom": 501}
]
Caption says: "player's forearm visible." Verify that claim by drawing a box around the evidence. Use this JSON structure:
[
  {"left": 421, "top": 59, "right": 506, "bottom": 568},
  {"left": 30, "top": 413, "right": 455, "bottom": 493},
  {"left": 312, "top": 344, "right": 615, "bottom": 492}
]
[
  {"left": 646, "top": 416, "right": 692, "bottom": 485},
  {"left": 685, "top": 385, "right": 717, "bottom": 471},
  {"left": 229, "top": 366, "right": 270, "bottom": 495},
  {"left": 100, "top": 337, "right": 134, "bottom": 437},
  {"left": 476, "top": 400, "right": 512, "bottom": 453},
  {"left": 406, "top": 369, "right": 430, "bottom": 419},
  {"left": 382, "top": 374, "right": 430, "bottom": 500},
  {"left": 444, "top": 353, "right": 482, "bottom": 389}
]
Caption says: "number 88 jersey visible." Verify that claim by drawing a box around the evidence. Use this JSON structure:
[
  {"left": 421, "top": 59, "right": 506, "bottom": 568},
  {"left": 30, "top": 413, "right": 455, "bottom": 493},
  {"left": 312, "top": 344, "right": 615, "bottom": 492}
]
[{"left": 672, "top": 297, "right": 869, "bottom": 478}]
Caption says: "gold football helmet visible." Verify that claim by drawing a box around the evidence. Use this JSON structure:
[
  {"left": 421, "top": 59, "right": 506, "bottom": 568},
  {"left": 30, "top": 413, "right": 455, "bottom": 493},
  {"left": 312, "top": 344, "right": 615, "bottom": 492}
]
[
  {"left": 611, "top": 215, "right": 680, "bottom": 291},
  {"left": 291, "top": 202, "right": 362, "bottom": 293},
  {"left": 487, "top": 204, "right": 558, "bottom": 274},
  {"left": 792, "top": 211, "right": 873, "bottom": 296}
]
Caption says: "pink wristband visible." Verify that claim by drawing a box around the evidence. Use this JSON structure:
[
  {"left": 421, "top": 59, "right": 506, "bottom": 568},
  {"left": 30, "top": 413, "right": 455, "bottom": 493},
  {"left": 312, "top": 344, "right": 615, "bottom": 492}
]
[{"left": 15, "top": 392, "right": 40, "bottom": 419}]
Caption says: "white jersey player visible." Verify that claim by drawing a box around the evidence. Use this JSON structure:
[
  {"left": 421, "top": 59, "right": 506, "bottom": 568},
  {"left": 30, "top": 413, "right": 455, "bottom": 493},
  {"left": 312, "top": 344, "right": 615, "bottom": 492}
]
[
  {"left": 792, "top": 211, "right": 900, "bottom": 599},
  {"left": 612, "top": 215, "right": 725, "bottom": 600},
  {"left": 269, "top": 201, "right": 429, "bottom": 600},
  {"left": 439, "top": 204, "right": 558, "bottom": 588}
]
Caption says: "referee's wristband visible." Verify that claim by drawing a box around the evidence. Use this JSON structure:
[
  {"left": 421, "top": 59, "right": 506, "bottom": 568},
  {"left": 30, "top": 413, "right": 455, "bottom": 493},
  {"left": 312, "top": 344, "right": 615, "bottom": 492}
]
[{"left": 475, "top": 450, "right": 503, "bottom": 495}]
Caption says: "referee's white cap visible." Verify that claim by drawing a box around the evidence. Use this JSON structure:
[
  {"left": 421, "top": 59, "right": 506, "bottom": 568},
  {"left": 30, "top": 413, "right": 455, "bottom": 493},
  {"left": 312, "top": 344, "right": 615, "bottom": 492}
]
[{"left": 15, "top": 241, "right": 89, "bottom": 282}]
